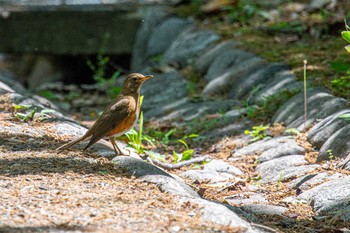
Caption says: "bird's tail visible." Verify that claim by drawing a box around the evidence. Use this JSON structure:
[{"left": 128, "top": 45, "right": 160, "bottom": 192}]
[{"left": 56, "top": 136, "right": 87, "bottom": 151}]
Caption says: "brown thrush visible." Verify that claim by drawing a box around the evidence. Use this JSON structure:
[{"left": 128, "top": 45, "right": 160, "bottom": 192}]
[{"left": 57, "top": 73, "right": 153, "bottom": 154}]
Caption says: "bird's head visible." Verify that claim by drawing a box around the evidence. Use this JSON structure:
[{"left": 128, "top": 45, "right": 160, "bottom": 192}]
[{"left": 121, "top": 73, "right": 153, "bottom": 95}]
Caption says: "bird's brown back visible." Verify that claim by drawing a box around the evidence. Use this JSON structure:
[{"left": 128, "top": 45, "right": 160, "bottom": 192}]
[
  {"left": 83, "top": 94, "right": 138, "bottom": 149},
  {"left": 56, "top": 73, "right": 153, "bottom": 152},
  {"left": 82, "top": 73, "right": 152, "bottom": 150}
]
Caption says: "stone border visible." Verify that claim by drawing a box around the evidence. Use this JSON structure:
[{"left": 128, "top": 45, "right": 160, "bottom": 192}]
[{"left": 1, "top": 4, "right": 350, "bottom": 231}]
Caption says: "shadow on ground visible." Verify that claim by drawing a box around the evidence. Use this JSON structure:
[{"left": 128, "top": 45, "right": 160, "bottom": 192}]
[{"left": 0, "top": 225, "right": 86, "bottom": 233}]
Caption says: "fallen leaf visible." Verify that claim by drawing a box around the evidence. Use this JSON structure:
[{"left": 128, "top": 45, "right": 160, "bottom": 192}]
[{"left": 201, "top": 0, "right": 239, "bottom": 13}]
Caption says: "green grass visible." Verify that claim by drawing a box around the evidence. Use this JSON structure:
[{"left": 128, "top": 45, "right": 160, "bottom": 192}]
[
  {"left": 12, "top": 104, "right": 56, "bottom": 122},
  {"left": 245, "top": 88, "right": 300, "bottom": 122},
  {"left": 119, "top": 96, "right": 200, "bottom": 164},
  {"left": 177, "top": 3, "right": 350, "bottom": 101},
  {"left": 244, "top": 124, "right": 270, "bottom": 142},
  {"left": 86, "top": 34, "right": 122, "bottom": 98}
]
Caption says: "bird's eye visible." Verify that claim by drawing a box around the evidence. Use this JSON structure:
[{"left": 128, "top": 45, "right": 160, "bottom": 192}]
[{"left": 132, "top": 77, "right": 138, "bottom": 81}]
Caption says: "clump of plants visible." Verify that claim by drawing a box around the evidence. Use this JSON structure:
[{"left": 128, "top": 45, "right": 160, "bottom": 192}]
[
  {"left": 124, "top": 122, "right": 201, "bottom": 165},
  {"left": 341, "top": 22, "right": 350, "bottom": 52},
  {"left": 225, "top": 0, "right": 260, "bottom": 25},
  {"left": 330, "top": 25, "right": 350, "bottom": 100},
  {"left": 11, "top": 104, "right": 56, "bottom": 122},
  {"left": 119, "top": 96, "right": 201, "bottom": 166},
  {"left": 244, "top": 124, "right": 270, "bottom": 142},
  {"left": 245, "top": 89, "right": 299, "bottom": 122},
  {"left": 87, "top": 35, "right": 121, "bottom": 98}
]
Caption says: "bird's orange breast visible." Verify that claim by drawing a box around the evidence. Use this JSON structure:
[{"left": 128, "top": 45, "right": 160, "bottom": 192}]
[{"left": 106, "top": 113, "right": 137, "bottom": 137}]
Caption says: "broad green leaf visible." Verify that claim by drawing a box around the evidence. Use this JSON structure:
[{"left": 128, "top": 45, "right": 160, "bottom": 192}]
[
  {"left": 98, "top": 170, "right": 109, "bottom": 175},
  {"left": 140, "top": 95, "right": 144, "bottom": 107},
  {"left": 341, "top": 31, "right": 350, "bottom": 43},
  {"left": 330, "top": 61, "right": 350, "bottom": 72},
  {"left": 177, "top": 139, "right": 189, "bottom": 149},
  {"left": 40, "top": 109, "right": 56, "bottom": 114},
  {"left": 182, "top": 149, "right": 194, "bottom": 161},
  {"left": 145, "top": 150, "right": 166, "bottom": 162},
  {"left": 160, "top": 129, "right": 176, "bottom": 144},
  {"left": 244, "top": 130, "right": 251, "bottom": 135},
  {"left": 165, "top": 129, "right": 176, "bottom": 138},
  {"left": 39, "top": 90, "right": 58, "bottom": 100},
  {"left": 285, "top": 128, "right": 300, "bottom": 135},
  {"left": 259, "top": 10, "right": 273, "bottom": 20},
  {"left": 138, "top": 111, "right": 143, "bottom": 142},
  {"left": 125, "top": 128, "right": 138, "bottom": 138},
  {"left": 186, "top": 133, "right": 199, "bottom": 138},
  {"left": 15, "top": 112, "right": 28, "bottom": 119},
  {"left": 14, "top": 104, "right": 32, "bottom": 109},
  {"left": 339, "top": 113, "right": 350, "bottom": 121},
  {"left": 173, "top": 150, "right": 181, "bottom": 163},
  {"left": 192, "top": 164, "right": 201, "bottom": 169},
  {"left": 29, "top": 108, "right": 37, "bottom": 118},
  {"left": 345, "top": 45, "right": 350, "bottom": 53},
  {"left": 143, "top": 135, "right": 155, "bottom": 147}
]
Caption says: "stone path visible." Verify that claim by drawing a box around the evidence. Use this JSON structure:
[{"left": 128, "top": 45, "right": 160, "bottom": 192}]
[
  {"left": 132, "top": 5, "right": 350, "bottom": 230},
  {"left": 1, "top": 4, "right": 350, "bottom": 233}
]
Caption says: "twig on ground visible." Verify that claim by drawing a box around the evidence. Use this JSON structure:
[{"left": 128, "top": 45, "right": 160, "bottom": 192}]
[
  {"left": 140, "top": 154, "right": 210, "bottom": 170},
  {"left": 303, "top": 59, "right": 308, "bottom": 129},
  {"left": 214, "top": 179, "right": 244, "bottom": 194},
  {"left": 337, "top": 153, "right": 350, "bottom": 169},
  {"left": 251, "top": 223, "right": 279, "bottom": 233}
]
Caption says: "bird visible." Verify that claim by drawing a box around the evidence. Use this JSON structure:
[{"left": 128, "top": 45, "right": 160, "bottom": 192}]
[{"left": 57, "top": 73, "right": 153, "bottom": 155}]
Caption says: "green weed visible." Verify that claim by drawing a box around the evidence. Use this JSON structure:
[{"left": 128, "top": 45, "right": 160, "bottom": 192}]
[
  {"left": 13, "top": 104, "right": 56, "bottom": 122},
  {"left": 123, "top": 111, "right": 166, "bottom": 161},
  {"left": 303, "top": 59, "right": 308, "bottom": 128},
  {"left": 329, "top": 59, "right": 350, "bottom": 100},
  {"left": 13, "top": 105, "right": 37, "bottom": 122},
  {"left": 330, "top": 61, "right": 350, "bottom": 72},
  {"left": 331, "top": 24, "right": 350, "bottom": 99},
  {"left": 175, "top": 0, "right": 203, "bottom": 18},
  {"left": 149, "top": 55, "right": 162, "bottom": 62},
  {"left": 246, "top": 89, "right": 299, "bottom": 122},
  {"left": 13, "top": 104, "right": 32, "bottom": 110},
  {"left": 38, "top": 90, "right": 59, "bottom": 101},
  {"left": 244, "top": 124, "right": 270, "bottom": 142},
  {"left": 150, "top": 128, "right": 176, "bottom": 145},
  {"left": 185, "top": 67, "right": 205, "bottom": 98},
  {"left": 150, "top": 127, "right": 199, "bottom": 163},
  {"left": 331, "top": 74, "right": 350, "bottom": 99},
  {"left": 120, "top": 97, "right": 199, "bottom": 164},
  {"left": 341, "top": 22, "right": 350, "bottom": 52},
  {"left": 266, "top": 21, "right": 306, "bottom": 35},
  {"left": 172, "top": 133, "right": 199, "bottom": 163},
  {"left": 190, "top": 0, "right": 203, "bottom": 15},
  {"left": 338, "top": 113, "right": 350, "bottom": 121},
  {"left": 122, "top": 97, "right": 155, "bottom": 153},
  {"left": 284, "top": 128, "right": 300, "bottom": 136},
  {"left": 278, "top": 170, "right": 284, "bottom": 188},
  {"left": 326, "top": 149, "right": 334, "bottom": 160},
  {"left": 242, "top": 101, "right": 258, "bottom": 119},
  {"left": 186, "top": 117, "right": 215, "bottom": 134},
  {"left": 226, "top": 1, "right": 259, "bottom": 25},
  {"left": 86, "top": 35, "right": 121, "bottom": 98},
  {"left": 254, "top": 159, "right": 260, "bottom": 166},
  {"left": 251, "top": 175, "right": 262, "bottom": 182}
]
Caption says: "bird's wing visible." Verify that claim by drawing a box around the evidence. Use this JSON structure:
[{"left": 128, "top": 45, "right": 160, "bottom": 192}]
[{"left": 84, "top": 97, "right": 133, "bottom": 149}]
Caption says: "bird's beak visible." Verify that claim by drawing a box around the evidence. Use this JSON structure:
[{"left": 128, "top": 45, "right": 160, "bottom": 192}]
[{"left": 142, "top": 75, "right": 153, "bottom": 80}]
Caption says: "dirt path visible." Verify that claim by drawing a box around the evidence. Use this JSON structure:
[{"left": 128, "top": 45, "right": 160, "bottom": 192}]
[{"left": 0, "top": 108, "right": 243, "bottom": 233}]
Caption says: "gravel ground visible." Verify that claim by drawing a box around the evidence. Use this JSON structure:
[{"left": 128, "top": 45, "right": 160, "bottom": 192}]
[{"left": 0, "top": 107, "right": 242, "bottom": 233}]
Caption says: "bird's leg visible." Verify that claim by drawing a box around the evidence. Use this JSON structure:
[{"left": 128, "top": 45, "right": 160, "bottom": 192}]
[{"left": 110, "top": 137, "right": 122, "bottom": 155}]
